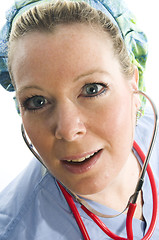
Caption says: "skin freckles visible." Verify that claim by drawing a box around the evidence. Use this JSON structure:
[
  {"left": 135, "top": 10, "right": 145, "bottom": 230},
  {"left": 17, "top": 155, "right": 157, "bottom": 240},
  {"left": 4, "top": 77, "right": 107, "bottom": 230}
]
[{"left": 11, "top": 23, "right": 141, "bottom": 213}]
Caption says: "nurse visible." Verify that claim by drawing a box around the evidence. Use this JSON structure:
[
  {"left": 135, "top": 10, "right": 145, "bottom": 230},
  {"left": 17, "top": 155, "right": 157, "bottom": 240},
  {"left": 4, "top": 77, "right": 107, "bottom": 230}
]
[{"left": 0, "top": 0, "right": 158, "bottom": 239}]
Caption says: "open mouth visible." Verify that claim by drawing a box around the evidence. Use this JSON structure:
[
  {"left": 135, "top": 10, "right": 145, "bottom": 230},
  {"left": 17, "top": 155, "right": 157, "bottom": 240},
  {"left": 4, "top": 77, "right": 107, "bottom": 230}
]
[
  {"left": 62, "top": 149, "right": 103, "bottom": 174},
  {"left": 64, "top": 149, "right": 102, "bottom": 164}
]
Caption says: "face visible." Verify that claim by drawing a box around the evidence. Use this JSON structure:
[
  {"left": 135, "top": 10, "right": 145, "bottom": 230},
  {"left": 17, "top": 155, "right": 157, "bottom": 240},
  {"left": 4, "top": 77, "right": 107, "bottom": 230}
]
[{"left": 11, "top": 24, "right": 139, "bottom": 196}]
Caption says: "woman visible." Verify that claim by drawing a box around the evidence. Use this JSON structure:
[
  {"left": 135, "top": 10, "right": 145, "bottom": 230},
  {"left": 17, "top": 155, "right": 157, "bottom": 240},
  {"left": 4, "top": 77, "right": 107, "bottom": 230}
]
[{"left": 0, "top": 0, "right": 158, "bottom": 239}]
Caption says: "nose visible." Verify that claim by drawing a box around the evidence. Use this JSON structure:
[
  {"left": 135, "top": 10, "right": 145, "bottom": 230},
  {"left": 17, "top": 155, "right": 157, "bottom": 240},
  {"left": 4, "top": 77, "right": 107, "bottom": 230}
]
[{"left": 54, "top": 102, "right": 86, "bottom": 142}]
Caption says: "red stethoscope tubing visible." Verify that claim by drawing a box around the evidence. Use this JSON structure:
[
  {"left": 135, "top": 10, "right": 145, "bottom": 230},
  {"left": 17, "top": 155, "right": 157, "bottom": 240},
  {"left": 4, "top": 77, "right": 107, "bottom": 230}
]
[
  {"left": 126, "top": 141, "right": 158, "bottom": 240},
  {"left": 58, "top": 141, "right": 158, "bottom": 240},
  {"left": 58, "top": 182, "right": 91, "bottom": 239}
]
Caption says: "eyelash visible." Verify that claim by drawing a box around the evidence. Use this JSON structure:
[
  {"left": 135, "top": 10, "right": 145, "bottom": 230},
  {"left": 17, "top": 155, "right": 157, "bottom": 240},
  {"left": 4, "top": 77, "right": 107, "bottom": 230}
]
[
  {"left": 20, "top": 82, "right": 109, "bottom": 112},
  {"left": 80, "top": 82, "right": 109, "bottom": 98},
  {"left": 20, "top": 95, "right": 49, "bottom": 112}
]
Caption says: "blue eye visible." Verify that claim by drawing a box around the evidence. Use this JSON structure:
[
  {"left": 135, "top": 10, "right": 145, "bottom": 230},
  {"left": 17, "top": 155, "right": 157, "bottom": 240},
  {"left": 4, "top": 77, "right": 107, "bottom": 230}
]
[
  {"left": 81, "top": 83, "right": 107, "bottom": 97},
  {"left": 23, "top": 95, "right": 48, "bottom": 110}
]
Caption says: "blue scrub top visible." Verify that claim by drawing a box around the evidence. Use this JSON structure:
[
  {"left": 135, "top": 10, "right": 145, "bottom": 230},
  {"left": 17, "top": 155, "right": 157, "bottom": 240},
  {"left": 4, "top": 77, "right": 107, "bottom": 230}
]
[{"left": 0, "top": 107, "right": 159, "bottom": 240}]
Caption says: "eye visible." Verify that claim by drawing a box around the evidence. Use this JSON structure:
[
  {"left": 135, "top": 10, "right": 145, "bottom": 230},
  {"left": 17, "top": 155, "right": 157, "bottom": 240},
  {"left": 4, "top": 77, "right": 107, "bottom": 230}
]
[
  {"left": 80, "top": 83, "right": 107, "bottom": 97},
  {"left": 22, "top": 95, "right": 48, "bottom": 111}
]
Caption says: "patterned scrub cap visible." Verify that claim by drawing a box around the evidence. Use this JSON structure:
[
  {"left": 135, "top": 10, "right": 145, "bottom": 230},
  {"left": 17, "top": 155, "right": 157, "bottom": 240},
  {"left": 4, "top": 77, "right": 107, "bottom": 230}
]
[{"left": 0, "top": 0, "right": 148, "bottom": 107}]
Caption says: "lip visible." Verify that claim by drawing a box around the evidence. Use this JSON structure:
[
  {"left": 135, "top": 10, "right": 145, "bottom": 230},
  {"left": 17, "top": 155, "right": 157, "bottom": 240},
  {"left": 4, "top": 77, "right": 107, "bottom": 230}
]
[{"left": 61, "top": 149, "right": 103, "bottom": 174}]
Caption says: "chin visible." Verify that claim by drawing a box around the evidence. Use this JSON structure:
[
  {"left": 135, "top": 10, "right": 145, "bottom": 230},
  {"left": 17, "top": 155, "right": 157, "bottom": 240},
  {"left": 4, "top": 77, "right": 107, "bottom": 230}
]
[{"left": 64, "top": 176, "right": 109, "bottom": 197}]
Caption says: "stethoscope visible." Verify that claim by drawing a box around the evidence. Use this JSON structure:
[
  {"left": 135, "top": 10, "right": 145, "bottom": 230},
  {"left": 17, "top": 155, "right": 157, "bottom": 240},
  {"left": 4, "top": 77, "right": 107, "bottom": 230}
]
[{"left": 21, "top": 91, "right": 158, "bottom": 240}]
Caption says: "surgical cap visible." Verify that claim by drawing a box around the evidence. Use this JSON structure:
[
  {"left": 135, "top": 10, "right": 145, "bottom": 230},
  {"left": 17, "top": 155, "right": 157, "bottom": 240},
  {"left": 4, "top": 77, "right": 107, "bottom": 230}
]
[{"left": 0, "top": 0, "right": 148, "bottom": 107}]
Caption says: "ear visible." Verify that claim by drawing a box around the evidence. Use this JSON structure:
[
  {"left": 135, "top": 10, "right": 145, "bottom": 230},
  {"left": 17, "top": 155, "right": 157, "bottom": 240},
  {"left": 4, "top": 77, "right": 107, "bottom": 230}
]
[
  {"left": 130, "top": 67, "right": 141, "bottom": 110},
  {"left": 130, "top": 66, "right": 139, "bottom": 91}
]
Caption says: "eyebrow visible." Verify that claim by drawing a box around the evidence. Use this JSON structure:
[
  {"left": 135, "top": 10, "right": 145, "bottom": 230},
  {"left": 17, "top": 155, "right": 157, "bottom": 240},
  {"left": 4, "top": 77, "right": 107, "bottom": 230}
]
[
  {"left": 17, "top": 85, "right": 44, "bottom": 96},
  {"left": 74, "top": 69, "right": 110, "bottom": 81}
]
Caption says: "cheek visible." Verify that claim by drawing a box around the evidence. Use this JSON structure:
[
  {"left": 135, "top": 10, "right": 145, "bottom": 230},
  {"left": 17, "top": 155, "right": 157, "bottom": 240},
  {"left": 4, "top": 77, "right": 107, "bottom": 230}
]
[
  {"left": 109, "top": 101, "right": 132, "bottom": 134},
  {"left": 90, "top": 92, "right": 135, "bottom": 147}
]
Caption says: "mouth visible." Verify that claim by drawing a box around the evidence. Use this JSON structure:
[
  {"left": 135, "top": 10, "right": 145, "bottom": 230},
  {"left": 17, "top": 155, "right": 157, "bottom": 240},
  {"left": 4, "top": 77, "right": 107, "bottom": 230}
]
[
  {"left": 61, "top": 149, "right": 103, "bottom": 174},
  {"left": 65, "top": 150, "right": 100, "bottom": 163}
]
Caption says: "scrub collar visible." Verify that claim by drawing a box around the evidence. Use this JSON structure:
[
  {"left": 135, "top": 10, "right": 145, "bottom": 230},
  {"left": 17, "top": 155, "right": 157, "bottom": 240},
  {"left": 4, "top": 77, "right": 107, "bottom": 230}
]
[{"left": 0, "top": 0, "right": 148, "bottom": 108}]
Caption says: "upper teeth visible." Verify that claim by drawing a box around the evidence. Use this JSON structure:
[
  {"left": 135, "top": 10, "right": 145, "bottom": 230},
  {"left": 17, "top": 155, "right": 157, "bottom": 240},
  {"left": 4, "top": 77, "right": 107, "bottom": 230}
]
[{"left": 66, "top": 152, "right": 96, "bottom": 163}]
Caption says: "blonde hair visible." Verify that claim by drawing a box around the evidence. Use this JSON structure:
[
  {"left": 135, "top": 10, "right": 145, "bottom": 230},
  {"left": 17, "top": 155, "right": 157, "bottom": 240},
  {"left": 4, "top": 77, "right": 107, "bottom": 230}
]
[{"left": 8, "top": 0, "right": 134, "bottom": 80}]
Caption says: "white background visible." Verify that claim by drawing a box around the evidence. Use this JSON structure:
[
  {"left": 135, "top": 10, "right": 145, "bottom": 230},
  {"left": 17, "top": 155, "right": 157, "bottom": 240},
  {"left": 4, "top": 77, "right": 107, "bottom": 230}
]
[{"left": 0, "top": 0, "right": 159, "bottom": 191}]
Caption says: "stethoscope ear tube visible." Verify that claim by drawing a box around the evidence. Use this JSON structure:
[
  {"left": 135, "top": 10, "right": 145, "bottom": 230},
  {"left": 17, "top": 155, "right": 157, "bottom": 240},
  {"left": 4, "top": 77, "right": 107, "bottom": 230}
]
[
  {"left": 126, "top": 91, "right": 159, "bottom": 240},
  {"left": 132, "top": 91, "right": 158, "bottom": 203}
]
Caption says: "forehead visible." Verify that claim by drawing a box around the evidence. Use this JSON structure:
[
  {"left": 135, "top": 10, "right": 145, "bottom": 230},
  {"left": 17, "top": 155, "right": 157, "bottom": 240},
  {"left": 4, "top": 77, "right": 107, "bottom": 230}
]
[
  {"left": 10, "top": 23, "right": 114, "bottom": 60},
  {"left": 10, "top": 23, "right": 119, "bottom": 90}
]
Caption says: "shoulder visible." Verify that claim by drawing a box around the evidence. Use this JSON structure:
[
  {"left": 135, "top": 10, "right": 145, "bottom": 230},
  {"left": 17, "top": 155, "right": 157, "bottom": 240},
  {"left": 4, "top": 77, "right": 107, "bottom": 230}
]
[
  {"left": 0, "top": 160, "right": 41, "bottom": 236},
  {"left": 0, "top": 159, "right": 61, "bottom": 239}
]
